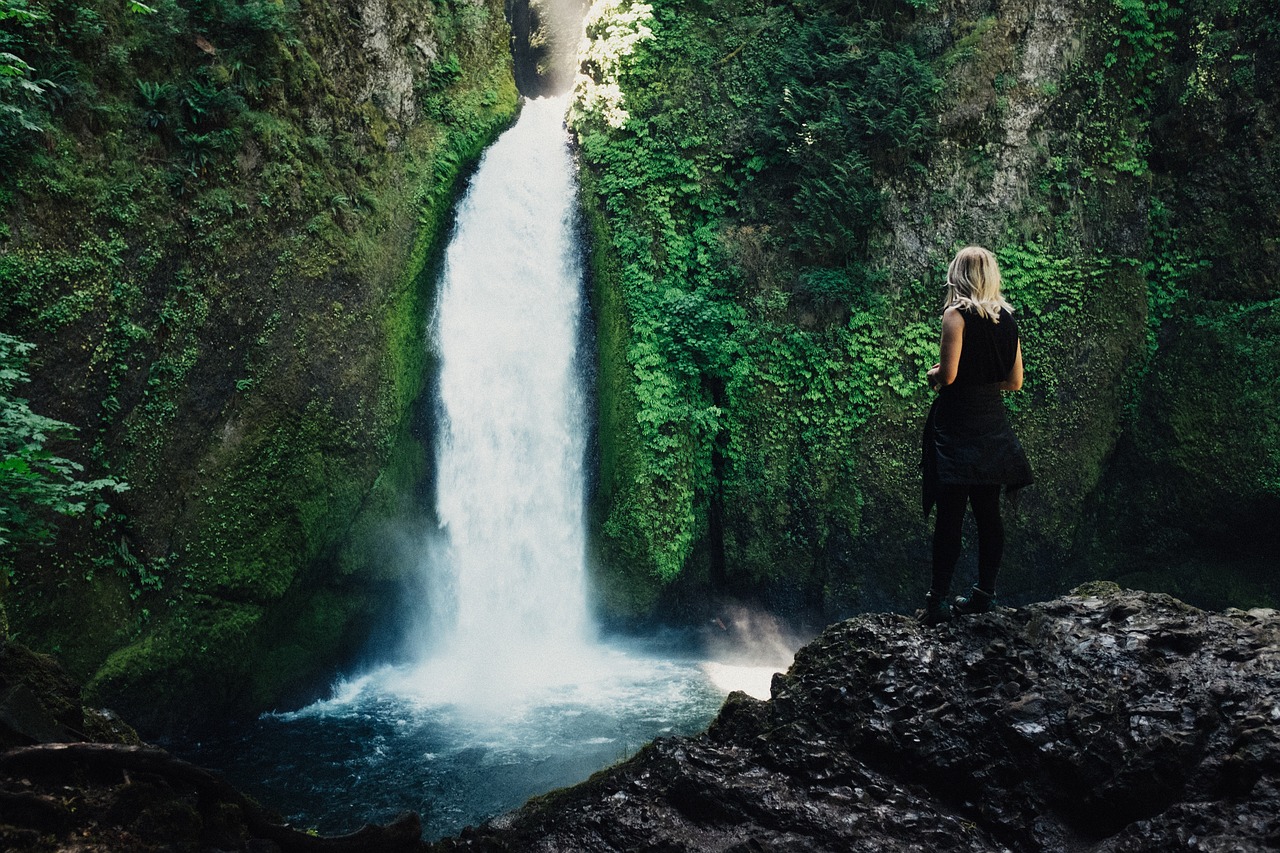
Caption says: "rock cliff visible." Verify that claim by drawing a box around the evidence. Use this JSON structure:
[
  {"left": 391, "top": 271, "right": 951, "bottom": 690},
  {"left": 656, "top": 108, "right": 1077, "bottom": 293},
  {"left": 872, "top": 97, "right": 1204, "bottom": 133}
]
[{"left": 572, "top": 0, "right": 1280, "bottom": 619}]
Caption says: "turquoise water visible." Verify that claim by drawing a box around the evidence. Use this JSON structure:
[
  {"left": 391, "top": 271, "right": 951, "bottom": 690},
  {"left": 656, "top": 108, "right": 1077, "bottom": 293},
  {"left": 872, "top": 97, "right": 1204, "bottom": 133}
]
[{"left": 176, "top": 645, "right": 729, "bottom": 839}]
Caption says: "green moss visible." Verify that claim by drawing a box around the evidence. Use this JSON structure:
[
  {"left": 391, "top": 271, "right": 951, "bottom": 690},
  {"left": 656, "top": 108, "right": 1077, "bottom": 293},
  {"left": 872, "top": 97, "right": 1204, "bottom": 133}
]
[
  {"left": 1068, "top": 580, "right": 1123, "bottom": 598},
  {"left": 1148, "top": 304, "right": 1280, "bottom": 499},
  {"left": 574, "top": 0, "right": 945, "bottom": 611},
  {"left": 992, "top": 242, "right": 1149, "bottom": 556},
  {"left": 86, "top": 600, "right": 266, "bottom": 722},
  {"left": 580, "top": 167, "right": 666, "bottom": 616},
  {"left": 4, "top": 551, "right": 136, "bottom": 681},
  {"left": 1086, "top": 300, "right": 1280, "bottom": 573}
]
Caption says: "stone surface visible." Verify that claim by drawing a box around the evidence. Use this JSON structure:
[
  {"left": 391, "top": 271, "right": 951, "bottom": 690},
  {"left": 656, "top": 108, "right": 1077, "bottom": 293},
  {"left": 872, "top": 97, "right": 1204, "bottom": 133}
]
[{"left": 435, "top": 585, "right": 1280, "bottom": 852}]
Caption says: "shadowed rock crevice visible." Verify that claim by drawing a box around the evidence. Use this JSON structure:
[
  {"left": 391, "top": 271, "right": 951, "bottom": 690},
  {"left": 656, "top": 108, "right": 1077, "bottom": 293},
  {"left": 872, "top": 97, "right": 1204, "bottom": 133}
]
[{"left": 506, "top": 0, "right": 591, "bottom": 96}]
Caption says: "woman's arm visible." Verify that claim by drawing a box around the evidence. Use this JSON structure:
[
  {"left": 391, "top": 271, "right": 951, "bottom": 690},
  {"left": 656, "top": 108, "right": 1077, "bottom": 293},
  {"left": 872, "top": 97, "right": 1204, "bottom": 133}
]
[
  {"left": 999, "top": 341, "right": 1024, "bottom": 391},
  {"left": 926, "top": 306, "right": 964, "bottom": 391}
]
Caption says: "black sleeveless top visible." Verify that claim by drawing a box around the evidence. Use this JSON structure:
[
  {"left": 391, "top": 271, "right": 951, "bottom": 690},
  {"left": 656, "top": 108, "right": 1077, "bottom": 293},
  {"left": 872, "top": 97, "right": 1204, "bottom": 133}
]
[
  {"left": 953, "top": 307, "right": 1019, "bottom": 386},
  {"left": 921, "top": 305, "right": 1032, "bottom": 513}
]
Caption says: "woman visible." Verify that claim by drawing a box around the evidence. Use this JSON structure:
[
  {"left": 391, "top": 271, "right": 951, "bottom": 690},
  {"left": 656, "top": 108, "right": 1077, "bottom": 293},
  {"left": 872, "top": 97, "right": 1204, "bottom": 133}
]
[{"left": 920, "top": 246, "right": 1032, "bottom": 625}]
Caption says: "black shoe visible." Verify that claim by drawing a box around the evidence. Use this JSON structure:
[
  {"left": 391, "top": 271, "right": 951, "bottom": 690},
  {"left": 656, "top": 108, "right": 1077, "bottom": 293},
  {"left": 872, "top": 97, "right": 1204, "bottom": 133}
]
[
  {"left": 920, "top": 591, "right": 952, "bottom": 626},
  {"left": 954, "top": 586, "right": 996, "bottom": 615}
]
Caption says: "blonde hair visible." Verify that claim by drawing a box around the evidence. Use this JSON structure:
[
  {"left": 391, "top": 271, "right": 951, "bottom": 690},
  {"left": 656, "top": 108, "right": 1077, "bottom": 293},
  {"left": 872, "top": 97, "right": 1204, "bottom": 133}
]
[{"left": 943, "top": 246, "right": 1013, "bottom": 322}]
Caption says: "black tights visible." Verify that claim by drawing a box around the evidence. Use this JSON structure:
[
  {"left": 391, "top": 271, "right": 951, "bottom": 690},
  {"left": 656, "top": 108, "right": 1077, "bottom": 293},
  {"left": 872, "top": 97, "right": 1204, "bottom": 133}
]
[{"left": 931, "top": 483, "right": 1003, "bottom": 597}]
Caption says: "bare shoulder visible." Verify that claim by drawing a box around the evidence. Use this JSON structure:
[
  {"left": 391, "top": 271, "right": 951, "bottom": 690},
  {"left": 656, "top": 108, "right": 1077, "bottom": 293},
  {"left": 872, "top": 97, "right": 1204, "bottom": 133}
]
[{"left": 941, "top": 305, "right": 965, "bottom": 329}]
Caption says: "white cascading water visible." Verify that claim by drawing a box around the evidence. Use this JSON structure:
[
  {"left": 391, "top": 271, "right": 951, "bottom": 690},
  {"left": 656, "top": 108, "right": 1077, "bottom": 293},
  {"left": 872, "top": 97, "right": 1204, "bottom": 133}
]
[
  {"left": 420, "top": 95, "right": 592, "bottom": 697},
  {"left": 386, "top": 94, "right": 794, "bottom": 712}
]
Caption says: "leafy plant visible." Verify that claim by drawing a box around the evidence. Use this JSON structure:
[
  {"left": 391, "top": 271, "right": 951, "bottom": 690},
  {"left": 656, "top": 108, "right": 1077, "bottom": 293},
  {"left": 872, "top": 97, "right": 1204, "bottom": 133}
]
[
  {"left": 1074, "top": 0, "right": 1180, "bottom": 177},
  {"left": 571, "top": 0, "right": 943, "bottom": 588},
  {"left": 136, "top": 79, "right": 174, "bottom": 129},
  {"left": 1, "top": 333, "right": 127, "bottom": 574},
  {"left": 0, "top": 0, "right": 54, "bottom": 161}
]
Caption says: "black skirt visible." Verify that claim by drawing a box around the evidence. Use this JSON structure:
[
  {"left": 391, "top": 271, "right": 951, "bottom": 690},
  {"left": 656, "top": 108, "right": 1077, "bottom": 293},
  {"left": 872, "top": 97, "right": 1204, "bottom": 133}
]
[{"left": 921, "top": 384, "right": 1033, "bottom": 515}]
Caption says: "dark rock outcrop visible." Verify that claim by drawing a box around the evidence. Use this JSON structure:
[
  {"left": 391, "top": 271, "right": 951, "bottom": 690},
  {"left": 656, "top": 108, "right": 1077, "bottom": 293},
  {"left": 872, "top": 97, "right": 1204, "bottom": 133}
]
[
  {"left": 0, "top": 743, "right": 423, "bottom": 853},
  {"left": 0, "top": 639, "right": 139, "bottom": 750},
  {"left": 0, "top": 638, "right": 421, "bottom": 852},
  {"left": 436, "top": 585, "right": 1280, "bottom": 852}
]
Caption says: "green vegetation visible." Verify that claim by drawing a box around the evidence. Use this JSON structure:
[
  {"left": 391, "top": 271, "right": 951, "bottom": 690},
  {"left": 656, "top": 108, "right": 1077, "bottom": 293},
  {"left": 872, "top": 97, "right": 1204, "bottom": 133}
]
[
  {"left": 1, "top": 0, "right": 517, "bottom": 724},
  {"left": 573, "top": 0, "right": 943, "bottom": 612},
  {"left": 1, "top": 332, "right": 126, "bottom": 636},
  {"left": 1, "top": 333, "right": 126, "bottom": 565},
  {"left": 575, "top": 0, "right": 1279, "bottom": 615}
]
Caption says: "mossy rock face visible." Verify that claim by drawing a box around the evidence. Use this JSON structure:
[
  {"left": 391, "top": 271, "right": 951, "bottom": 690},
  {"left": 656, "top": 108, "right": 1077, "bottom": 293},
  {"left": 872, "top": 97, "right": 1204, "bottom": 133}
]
[
  {"left": 1137, "top": 305, "right": 1280, "bottom": 530},
  {"left": 86, "top": 601, "right": 267, "bottom": 724},
  {"left": 1087, "top": 303, "right": 1280, "bottom": 590},
  {"left": 1076, "top": 5, "right": 1280, "bottom": 607},
  {"left": 576, "top": 0, "right": 1280, "bottom": 619},
  {"left": 2, "top": 0, "right": 518, "bottom": 725},
  {"left": 0, "top": 641, "right": 83, "bottom": 748},
  {"left": 87, "top": 581, "right": 387, "bottom": 731}
]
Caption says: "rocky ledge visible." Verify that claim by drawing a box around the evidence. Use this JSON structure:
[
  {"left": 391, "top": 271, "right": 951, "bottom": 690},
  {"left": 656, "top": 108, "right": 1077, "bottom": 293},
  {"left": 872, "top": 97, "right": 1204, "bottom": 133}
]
[
  {"left": 437, "top": 583, "right": 1280, "bottom": 852},
  {"left": 0, "top": 641, "right": 422, "bottom": 853},
  {"left": 3, "top": 584, "right": 1278, "bottom": 852}
]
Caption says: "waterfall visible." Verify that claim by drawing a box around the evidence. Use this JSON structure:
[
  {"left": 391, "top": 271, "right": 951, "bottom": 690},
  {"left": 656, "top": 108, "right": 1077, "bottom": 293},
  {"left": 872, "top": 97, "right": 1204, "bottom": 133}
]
[
  {"left": 174, "top": 96, "right": 764, "bottom": 847},
  {"left": 411, "top": 95, "right": 593, "bottom": 702}
]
